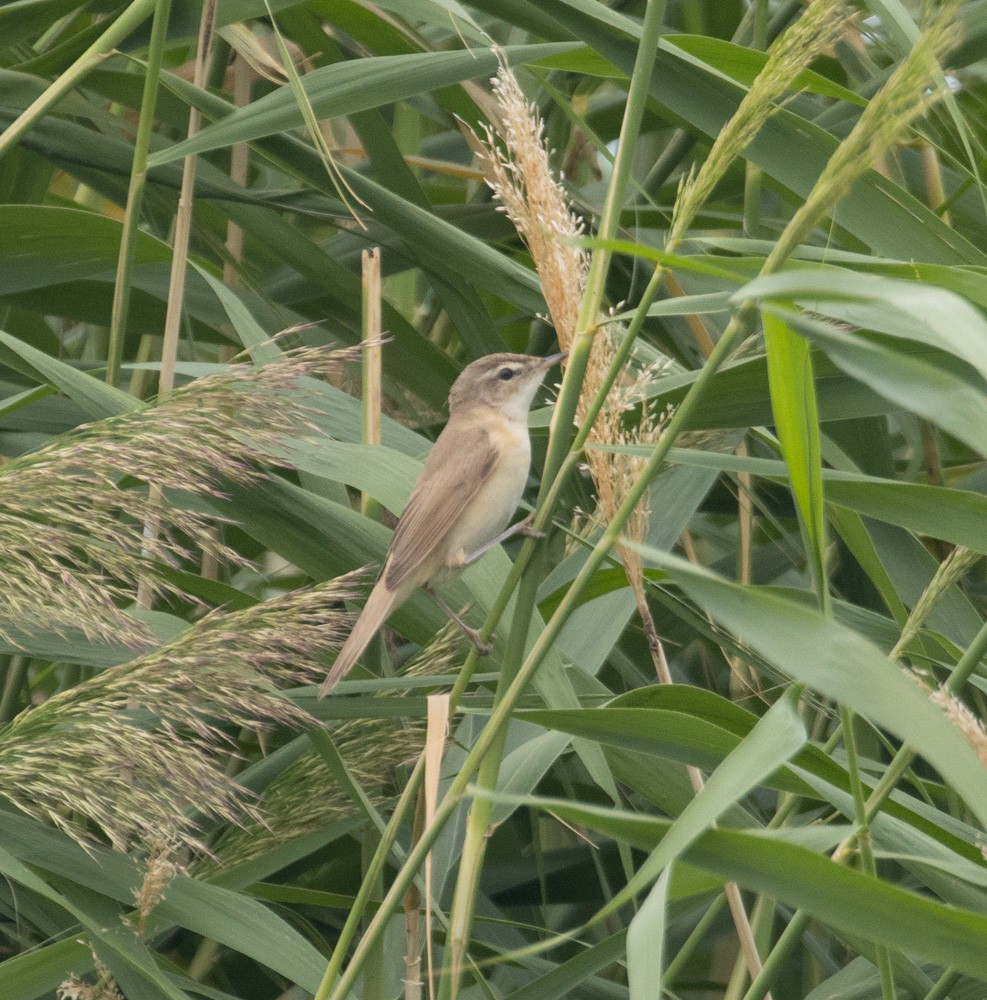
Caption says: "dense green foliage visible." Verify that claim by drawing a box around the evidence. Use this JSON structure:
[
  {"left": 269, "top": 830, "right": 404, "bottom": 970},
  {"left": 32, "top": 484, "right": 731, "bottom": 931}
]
[{"left": 1, "top": 1, "right": 987, "bottom": 998}]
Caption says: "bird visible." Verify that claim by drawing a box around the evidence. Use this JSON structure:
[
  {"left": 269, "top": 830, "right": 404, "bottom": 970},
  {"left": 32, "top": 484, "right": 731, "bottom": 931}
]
[{"left": 319, "top": 351, "right": 566, "bottom": 697}]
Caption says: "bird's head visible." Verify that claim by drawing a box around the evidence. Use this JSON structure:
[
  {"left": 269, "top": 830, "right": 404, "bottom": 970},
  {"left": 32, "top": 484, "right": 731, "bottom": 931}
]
[{"left": 448, "top": 351, "right": 567, "bottom": 420}]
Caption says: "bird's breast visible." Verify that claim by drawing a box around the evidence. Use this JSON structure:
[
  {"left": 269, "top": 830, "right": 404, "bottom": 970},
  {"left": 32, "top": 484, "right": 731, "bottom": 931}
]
[{"left": 445, "top": 417, "right": 531, "bottom": 561}]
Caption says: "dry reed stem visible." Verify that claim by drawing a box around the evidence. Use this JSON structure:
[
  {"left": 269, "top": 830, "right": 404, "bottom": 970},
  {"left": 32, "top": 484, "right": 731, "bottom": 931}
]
[
  {"left": 362, "top": 247, "right": 383, "bottom": 516},
  {"left": 139, "top": 0, "right": 217, "bottom": 608},
  {"left": 423, "top": 692, "right": 450, "bottom": 1000}
]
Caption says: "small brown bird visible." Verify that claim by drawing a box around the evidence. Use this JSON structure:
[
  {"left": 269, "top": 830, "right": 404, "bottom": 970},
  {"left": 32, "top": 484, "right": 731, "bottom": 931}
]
[{"left": 319, "top": 351, "right": 566, "bottom": 696}]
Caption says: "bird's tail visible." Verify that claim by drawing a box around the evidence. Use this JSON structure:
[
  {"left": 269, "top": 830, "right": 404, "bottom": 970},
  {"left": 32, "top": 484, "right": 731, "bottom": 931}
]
[{"left": 319, "top": 582, "right": 400, "bottom": 698}]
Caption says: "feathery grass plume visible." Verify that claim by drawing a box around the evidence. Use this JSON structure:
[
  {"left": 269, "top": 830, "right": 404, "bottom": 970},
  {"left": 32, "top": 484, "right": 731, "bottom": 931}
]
[
  {"left": 0, "top": 572, "right": 361, "bottom": 853},
  {"left": 587, "top": 351, "right": 676, "bottom": 672},
  {"left": 767, "top": 4, "right": 959, "bottom": 268},
  {"left": 58, "top": 952, "right": 124, "bottom": 1000},
  {"left": 206, "top": 718, "right": 423, "bottom": 869},
  {"left": 930, "top": 687, "right": 987, "bottom": 768},
  {"left": 668, "top": 0, "right": 850, "bottom": 250},
  {"left": 894, "top": 546, "right": 981, "bottom": 659},
  {"left": 477, "top": 61, "right": 589, "bottom": 350},
  {"left": 0, "top": 344, "right": 362, "bottom": 648},
  {"left": 476, "top": 62, "right": 664, "bottom": 460},
  {"left": 477, "top": 61, "right": 688, "bottom": 668},
  {"left": 131, "top": 835, "right": 183, "bottom": 937},
  {"left": 205, "top": 620, "right": 463, "bottom": 872}
]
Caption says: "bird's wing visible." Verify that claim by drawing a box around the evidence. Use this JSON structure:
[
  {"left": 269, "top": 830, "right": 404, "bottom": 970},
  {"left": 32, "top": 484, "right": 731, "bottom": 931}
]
[{"left": 384, "top": 421, "right": 498, "bottom": 591}]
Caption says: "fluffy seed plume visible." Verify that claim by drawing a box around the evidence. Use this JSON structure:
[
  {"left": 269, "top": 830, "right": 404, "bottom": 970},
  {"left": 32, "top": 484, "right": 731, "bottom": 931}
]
[
  {"left": 0, "top": 571, "right": 362, "bottom": 853},
  {"left": 206, "top": 620, "right": 462, "bottom": 872},
  {"left": 476, "top": 61, "right": 671, "bottom": 444},
  {"left": 477, "top": 61, "right": 684, "bottom": 672},
  {"left": 895, "top": 546, "right": 981, "bottom": 659},
  {"left": 766, "top": 5, "right": 958, "bottom": 268},
  {"left": 207, "top": 718, "right": 422, "bottom": 870},
  {"left": 588, "top": 353, "right": 675, "bottom": 572},
  {"left": 930, "top": 687, "right": 987, "bottom": 768},
  {"left": 131, "top": 836, "right": 183, "bottom": 937},
  {"left": 0, "top": 344, "right": 362, "bottom": 649},
  {"left": 58, "top": 952, "right": 124, "bottom": 1000},
  {"left": 669, "top": 0, "right": 851, "bottom": 249},
  {"left": 476, "top": 62, "right": 589, "bottom": 349}
]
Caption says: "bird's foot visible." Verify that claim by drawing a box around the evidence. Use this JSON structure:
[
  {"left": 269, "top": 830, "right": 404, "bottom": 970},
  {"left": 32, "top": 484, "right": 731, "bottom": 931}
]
[
  {"left": 462, "top": 625, "right": 494, "bottom": 656},
  {"left": 427, "top": 585, "right": 494, "bottom": 654},
  {"left": 514, "top": 513, "right": 545, "bottom": 539}
]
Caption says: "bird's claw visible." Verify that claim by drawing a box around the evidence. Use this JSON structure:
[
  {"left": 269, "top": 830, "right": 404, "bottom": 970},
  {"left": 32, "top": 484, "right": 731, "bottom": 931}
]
[
  {"left": 516, "top": 514, "right": 545, "bottom": 539},
  {"left": 463, "top": 626, "right": 494, "bottom": 656}
]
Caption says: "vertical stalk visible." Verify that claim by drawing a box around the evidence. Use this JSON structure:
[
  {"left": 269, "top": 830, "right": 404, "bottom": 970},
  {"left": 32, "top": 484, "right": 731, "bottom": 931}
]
[
  {"left": 224, "top": 51, "right": 251, "bottom": 271},
  {"left": 325, "top": 302, "right": 754, "bottom": 1000},
  {"left": 540, "top": 0, "right": 668, "bottom": 493},
  {"left": 0, "top": 0, "right": 158, "bottom": 163},
  {"left": 107, "top": 0, "right": 173, "bottom": 387},
  {"left": 403, "top": 794, "right": 424, "bottom": 1000},
  {"left": 438, "top": 6, "right": 667, "bottom": 995},
  {"left": 0, "top": 656, "right": 29, "bottom": 723},
  {"left": 200, "top": 51, "right": 249, "bottom": 583},
  {"left": 839, "top": 705, "right": 896, "bottom": 1000},
  {"left": 361, "top": 248, "right": 383, "bottom": 516},
  {"left": 137, "top": 0, "right": 217, "bottom": 609},
  {"left": 156, "top": 0, "right": 217, "bottom": 402}
]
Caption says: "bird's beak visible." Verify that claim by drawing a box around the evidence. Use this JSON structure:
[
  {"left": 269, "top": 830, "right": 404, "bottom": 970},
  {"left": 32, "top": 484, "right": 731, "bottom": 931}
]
[{"left": 541, "top": 351, "right": 568, "bottom": 368}]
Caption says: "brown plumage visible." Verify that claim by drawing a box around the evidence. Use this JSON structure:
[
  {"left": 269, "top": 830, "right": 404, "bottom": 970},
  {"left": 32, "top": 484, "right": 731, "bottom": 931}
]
[{"left": 319, "top": 351, "right": 565, "bottom": 696}]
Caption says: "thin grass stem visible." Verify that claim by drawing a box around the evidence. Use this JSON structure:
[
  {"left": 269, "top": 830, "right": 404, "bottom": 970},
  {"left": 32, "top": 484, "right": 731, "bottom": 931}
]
[
  {"left": 662, "top": 894, "right": 727, "bottom": 985},
  {"left": 137, "top": 0, "right": 217, "bottom": 608},
  {"left": 324, "top": 300, "right": 755, "bottom": 1000},
  {"left": 439, "top": 9, "right": 667, "bottom": 992},
  {"left": 107, "top": 0, "right": 173, "bottom": 388},
  {"left": 922, "top": 968, "right": 962, "bottom": 1000},
  {"left": 0, "top": 0, "right": 158, "bottom": 162},
  {"left": 0, "top": 656, "right": 29, "bottom": 723},
  {"left": 741, "top": 911, "right": 810, "bottom": 1000}
]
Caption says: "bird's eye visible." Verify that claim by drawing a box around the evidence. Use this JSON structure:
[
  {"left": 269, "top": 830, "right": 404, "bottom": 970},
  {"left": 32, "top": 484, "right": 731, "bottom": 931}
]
[{"left": 498, "top": 367, "right": 514, "bottom": 381}]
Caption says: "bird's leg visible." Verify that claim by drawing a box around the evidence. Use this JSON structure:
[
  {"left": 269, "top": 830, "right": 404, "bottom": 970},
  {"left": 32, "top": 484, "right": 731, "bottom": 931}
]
[
  {"left": 512, "top": 512, "right": 546, "bottom": 538},
  {"left": 461, "top": 513, "right": 545, "bottom": 567},
  {"left": 426, "top": 586, "right": 494, "bottom": 655}
]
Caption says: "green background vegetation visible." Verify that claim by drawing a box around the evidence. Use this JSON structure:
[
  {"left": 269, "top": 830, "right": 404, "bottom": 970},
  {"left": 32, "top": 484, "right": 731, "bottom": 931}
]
[{"left": 1, "top": 1, "right": 987, "bottom": 998}]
